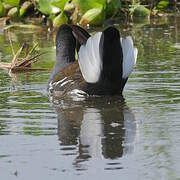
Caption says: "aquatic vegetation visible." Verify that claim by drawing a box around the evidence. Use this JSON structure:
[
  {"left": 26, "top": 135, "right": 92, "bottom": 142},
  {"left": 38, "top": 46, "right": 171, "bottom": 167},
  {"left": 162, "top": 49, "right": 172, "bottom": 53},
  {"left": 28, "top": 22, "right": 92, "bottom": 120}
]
[
  {"left": 0, "top": 0, "right": 178, "bottom": 28},
  {"left": 157, "top": 1, "right": 169, "bottom": 10},
  {"left": 0, "top": 1, "right": 6, "bottom": 17}
]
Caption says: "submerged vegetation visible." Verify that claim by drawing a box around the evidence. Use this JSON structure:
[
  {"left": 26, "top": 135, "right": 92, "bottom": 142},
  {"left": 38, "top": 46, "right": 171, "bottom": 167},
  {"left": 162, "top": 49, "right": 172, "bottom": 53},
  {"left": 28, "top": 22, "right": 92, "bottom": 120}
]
[{"left": 0, "top": 0, "right": 179, "bottom": 28}]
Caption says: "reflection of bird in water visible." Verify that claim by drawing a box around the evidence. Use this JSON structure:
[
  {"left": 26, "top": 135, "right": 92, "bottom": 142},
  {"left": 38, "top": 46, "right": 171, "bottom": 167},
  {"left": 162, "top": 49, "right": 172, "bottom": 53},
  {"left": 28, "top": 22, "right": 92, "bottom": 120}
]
[
  {"left": 55, "top": 97, "right": 136, "bottom": 166},
  {"left": 48, "top": 24, "right": 137, "bottom": 96}
]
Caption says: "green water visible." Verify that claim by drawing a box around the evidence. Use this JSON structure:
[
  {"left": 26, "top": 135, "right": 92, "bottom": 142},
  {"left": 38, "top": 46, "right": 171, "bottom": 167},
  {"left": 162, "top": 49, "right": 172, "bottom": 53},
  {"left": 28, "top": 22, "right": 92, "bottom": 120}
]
[{"left": 0, "top": 16, "right": 180, "bottom": 180}]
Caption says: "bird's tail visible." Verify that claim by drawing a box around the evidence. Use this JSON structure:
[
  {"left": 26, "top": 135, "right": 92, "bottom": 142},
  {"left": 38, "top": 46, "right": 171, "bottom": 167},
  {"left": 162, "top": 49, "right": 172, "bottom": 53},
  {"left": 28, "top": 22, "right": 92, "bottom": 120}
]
[{"left": 78, "top": 26, "right": 137, "bottom": 93}]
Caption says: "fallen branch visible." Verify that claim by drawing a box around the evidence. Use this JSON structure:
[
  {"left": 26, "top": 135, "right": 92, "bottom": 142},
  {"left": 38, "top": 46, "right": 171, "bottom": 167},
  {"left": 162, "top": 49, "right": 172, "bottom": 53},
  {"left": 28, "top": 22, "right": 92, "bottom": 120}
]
[
  {"left": 8, "top": 30, "right": 15, "bottom": 56},
  {"left": 11, "top": 43, "right": 25, "bottom": 68},
  {"left": 10, "top": 67, "right": 51, "bottom": 73},
  {"left": 0, "top": 31, "right": 50, "bottom": 74},
  {"left": 0, "top": 62, "right": 11, "bottom": 69}
]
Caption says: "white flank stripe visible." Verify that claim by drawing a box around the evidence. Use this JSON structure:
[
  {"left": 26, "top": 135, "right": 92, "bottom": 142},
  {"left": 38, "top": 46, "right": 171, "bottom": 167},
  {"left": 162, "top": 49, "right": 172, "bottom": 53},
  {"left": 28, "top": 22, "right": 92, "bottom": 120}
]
[
  {"left": 78, "top": 32, "right": 102, "bottom": 83},
  {"left": 121, "top": 36, "right": 138, "bottom": 79}
]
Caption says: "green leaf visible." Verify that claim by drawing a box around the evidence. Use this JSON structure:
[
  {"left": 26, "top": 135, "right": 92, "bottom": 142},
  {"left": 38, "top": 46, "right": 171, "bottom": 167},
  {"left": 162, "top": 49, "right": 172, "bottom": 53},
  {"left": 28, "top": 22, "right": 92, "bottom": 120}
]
[
  {"left": 39, "top": 0, "right": 60, "bottom": 15},
  {"left": 80, "top": 5, "right": 105, "bottom": 26},
  {"left": 134, "top": 5, "right": 150, "bottom": 17},
  {"left": 19, "top": 1, "right": 32, "bottom": 17},
  {"left": 7, "top": 7, "right": 18, "bottom": 18},
  {"left": 0, "top": 1, "right": 6, "bottom": 17},
  {"left": 96, "top": 0, "right": 105, "bottom": 5},
  {"left": 157, "top": 1, "right": 169, "bottom": 9},
  {"left": 51, "top": 0, "right": 68, "bottom": 10},
  {"left": 53, "top": 11, "right": 68, "bottom": 28},
  {"left": 72, "top": 0, "right": 105, "bottom": 15},
  {"left": 106, "top": 0, "right": 121, "bottom": 18},
  {"left": 64, "top": 1, "right": 75, "bottom": 12},
  {"left": 3, "top": 0, "right": 20, "bottom": 7}
]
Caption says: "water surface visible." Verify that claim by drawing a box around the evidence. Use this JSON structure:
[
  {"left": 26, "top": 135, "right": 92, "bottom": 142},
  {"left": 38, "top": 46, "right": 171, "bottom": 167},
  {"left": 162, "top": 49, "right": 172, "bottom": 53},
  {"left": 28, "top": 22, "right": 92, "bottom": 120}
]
[{"left": 0, "top": 16, "right": 180, "bottom": 180}]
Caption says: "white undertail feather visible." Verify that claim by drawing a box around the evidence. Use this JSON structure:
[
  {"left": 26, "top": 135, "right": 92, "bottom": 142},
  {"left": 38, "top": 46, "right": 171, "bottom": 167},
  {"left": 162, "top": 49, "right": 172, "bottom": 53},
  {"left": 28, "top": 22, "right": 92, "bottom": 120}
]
[
  {"left": 121, "top": 36, "right": 138, "bottom": 79},
  {"left": 78, "top": 32, "right": 102, "bottom": 83}
]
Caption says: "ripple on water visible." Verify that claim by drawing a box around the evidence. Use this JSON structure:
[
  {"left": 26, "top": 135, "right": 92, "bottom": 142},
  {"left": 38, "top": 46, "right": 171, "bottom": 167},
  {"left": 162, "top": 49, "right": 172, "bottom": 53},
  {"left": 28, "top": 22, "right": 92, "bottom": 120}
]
[{"left": 1, "top": 16, "right": 180, "bottom": 180}]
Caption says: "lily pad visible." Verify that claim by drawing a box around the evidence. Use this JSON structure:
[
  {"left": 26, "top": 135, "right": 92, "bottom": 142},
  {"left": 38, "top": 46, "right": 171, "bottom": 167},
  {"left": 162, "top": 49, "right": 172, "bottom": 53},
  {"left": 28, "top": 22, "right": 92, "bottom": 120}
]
[
  {"left": 53, "top": 11, "right": 68, "bottom": 28},
  {"left": 80, "top": 5, "right": 105, "bottom": 26},
  {"left": 72, "top": 0, "right": 105, "bottom": 16},
  {"left": 7, "top": 7, "right": 18, "bottom": 18},
  {"left": 19, "top": 1, "right": 33, "bottom": 17},
  {"left": 64, "top": 1, "right": 75, "bottom": 12},
  {"left": 39, "top": 0, "right": 60, "bottom": 15},
  {"left": 70, "top": 0, "right": 106, "bottom": 24},
  {"left": 3, "top": 0, "right": 20, "bottom": 7},
  {"left": 51, "top": 0, "right": 68, "bottom": 10},
  {"left": 0, "top": 1, "right": 6, "bottom": 17},
  {"left": 134, "top": 5, "right": 150, "bottom": 17},
  {"left": 106, "top": 0, "right": 121, "bottom": 18},
  {"left": 157, "top": 1, "right": 169, "bottom": 10}
]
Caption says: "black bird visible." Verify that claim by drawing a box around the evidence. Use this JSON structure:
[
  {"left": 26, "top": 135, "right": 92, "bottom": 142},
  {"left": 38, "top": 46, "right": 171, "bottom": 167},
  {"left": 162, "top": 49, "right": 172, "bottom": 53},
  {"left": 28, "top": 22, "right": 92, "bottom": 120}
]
[{"left": 48, "top": 24, "right": 137, "bottom": 96}]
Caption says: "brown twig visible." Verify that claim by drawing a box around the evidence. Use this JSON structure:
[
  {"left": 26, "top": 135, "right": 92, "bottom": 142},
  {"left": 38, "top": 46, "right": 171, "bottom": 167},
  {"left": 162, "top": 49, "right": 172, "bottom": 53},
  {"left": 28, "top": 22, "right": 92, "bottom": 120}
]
[
  {"left": 29, "top": 43, "right": 38, "bottom": 55},
  {"left": 10, "top": 67, "right": 51, "bottom": 73},
  {"left": 11, "top": 44, "right": 25, "bottom": 68},
  {"left": 0, "top": 62, "right": 11, "bottom": 69},
  {"left": 15, "top": 52, "right": 45, "bottom": 67},
  {"left": 8, "top": 30, "right": 15, "bottom": 56},
  {"left": 0, "top": 36, "right": 49, "bottom": 74}
]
